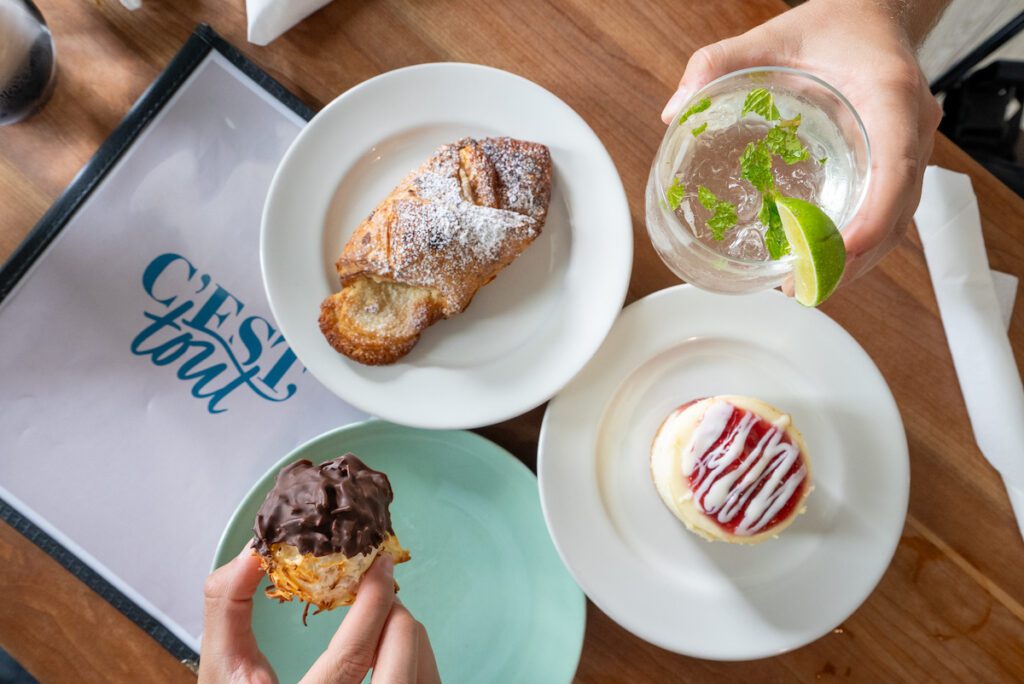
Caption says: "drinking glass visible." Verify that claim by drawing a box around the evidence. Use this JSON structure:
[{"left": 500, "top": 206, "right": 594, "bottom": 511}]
[
  {"left": 0, "top": 0, "right": 56, "bottom": 126},
  {"left": 645, "top": 67, "right": 870, "bottom": 294}
]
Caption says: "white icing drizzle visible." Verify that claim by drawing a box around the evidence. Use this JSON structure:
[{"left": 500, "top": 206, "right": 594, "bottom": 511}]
[{"left": 682, "top": 401, "right": 806, "bottom": 536}]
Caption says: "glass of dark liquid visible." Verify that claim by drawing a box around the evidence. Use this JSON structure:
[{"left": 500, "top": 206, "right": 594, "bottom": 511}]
[{"left": 0, "top": 0, "right": 56, "bottom": 126}]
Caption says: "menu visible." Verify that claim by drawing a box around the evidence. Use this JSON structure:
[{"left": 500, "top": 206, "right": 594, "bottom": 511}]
[{"left": 0, "top": 27, "right": 365, "bottom": 656}]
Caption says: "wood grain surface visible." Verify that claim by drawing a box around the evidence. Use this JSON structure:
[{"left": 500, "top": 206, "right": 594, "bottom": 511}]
[{"left": 1, "top": 1, "right": 1022, "bottom": 682}]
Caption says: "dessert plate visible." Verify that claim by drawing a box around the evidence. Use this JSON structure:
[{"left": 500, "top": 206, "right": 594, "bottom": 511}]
[
  {"left": 214, "top": 420, "right": 585, "bottom": 683},
  {"left": 261, "top": 63, "right": 632, "bottom": 429},
  {"left": 538, "top": 285, "right": 909, "bottom": 660}
]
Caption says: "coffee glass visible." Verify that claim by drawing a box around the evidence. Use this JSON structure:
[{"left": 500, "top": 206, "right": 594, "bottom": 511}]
[{"left": 0, "top": 0, "right": 56, "bottom": 126}]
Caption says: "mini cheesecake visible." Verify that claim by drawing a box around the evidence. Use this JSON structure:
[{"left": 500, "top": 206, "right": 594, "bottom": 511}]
[{"left": 650, "top": 395, "right": 812, "bottom": 544}]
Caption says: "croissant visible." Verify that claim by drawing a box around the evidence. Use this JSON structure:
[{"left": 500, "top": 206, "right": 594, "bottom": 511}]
[{"left": 319, "top": 137, "right": 552, "bottom": 365}]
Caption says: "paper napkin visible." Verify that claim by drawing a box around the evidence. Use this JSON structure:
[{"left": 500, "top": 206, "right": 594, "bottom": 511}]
[
  {"left": 915, "top": 166, "right": 1024, "bottom": 541},
  {"left": 246, "top": 0, "right": 332, "bottom": 46},
  {"left": 992, "top": 270, "right": 1019, "bottom": 330}
]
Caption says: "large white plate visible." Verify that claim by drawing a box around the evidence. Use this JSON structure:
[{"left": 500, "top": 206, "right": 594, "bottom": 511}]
[
  {"left": 261, "top": 63, "right": 632, "bottom": 429},
  {"left": 538, "top": 285, "right": 909, "bottom": 660}
]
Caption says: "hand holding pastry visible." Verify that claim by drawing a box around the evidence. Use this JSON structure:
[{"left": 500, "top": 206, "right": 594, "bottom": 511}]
[
  {"left": 199, "top": 545, "right": 277, "bottom": 684},
  {"left": 253, "top": 454, "right": 410, "bottom": 619},
  {"left": 200, "top": 455, "right": 431, "bottom": 682},
  {"left": 199, "top": 548, "right": 439, "bottom": 684}
]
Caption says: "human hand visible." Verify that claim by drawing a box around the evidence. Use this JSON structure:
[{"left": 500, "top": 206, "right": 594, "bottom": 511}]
[
  {"left": 661, "top": 0, "right": 944, "bottom": 282},
  {"left": 199, "top": 544, "right": 440, "bottom": 684}
]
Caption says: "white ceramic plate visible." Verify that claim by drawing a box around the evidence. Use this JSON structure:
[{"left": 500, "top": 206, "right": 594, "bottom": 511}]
[
  {"left": 261, "top": 63, "right": 632, "bottom": 429},
  {"left": 538, "top": 285, "right": 909, "bottom": 660}
]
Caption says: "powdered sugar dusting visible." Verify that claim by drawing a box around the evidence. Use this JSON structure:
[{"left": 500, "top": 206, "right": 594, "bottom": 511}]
[
  {"left": 389, "top": 197, "right": 539, "bottom": 311},
  {"left": 412, "top": 170, "right": 462, "bottom": 205},
  {"left": 481, "top": 138, "right": 550, "bottom": 220},
  {"left": 381, "top": 138, "right": 547, "bottom": 312},
  {"left": 337, "top": 137, "right": 551, "bottom": 316}
]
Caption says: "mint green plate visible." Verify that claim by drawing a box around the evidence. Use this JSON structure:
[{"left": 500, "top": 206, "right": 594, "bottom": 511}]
[{"left": 213, "top": 420, "right": 585, "bottom": 683}]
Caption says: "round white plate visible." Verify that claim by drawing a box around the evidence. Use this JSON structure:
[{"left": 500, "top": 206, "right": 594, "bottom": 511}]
[
  {"left": 261, "top": 63, "right": 632, "bottom": 429},
  {"left": 538, "top": 285, "right": 909, "bottom": 660}
]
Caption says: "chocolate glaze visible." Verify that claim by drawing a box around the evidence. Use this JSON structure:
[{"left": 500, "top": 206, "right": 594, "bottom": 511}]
[{"left": 253, "top": 454, "right": 395, "bottom": 558}]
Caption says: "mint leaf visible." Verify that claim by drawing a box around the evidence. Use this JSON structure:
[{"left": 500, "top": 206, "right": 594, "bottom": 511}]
[
  {"left": 708, "top": 202, "right": 738, "bottom": 240},
  {"left": 696, "top": 185, "right": 737, "bottom": 240},
  {"left": 741, "top": 88, "right": 780, "bottom": 121},
  {"left": 665, "top": 177, "right": 685, "bottom": 210},
  {"left": 678, "top": 97, "right": 711, "bottom": 124},
  {"left": 740, "top": 140, "right": 773, "bottom": 193},
  {"left": 818, "top": 156, "right": 828, "bottom": 165},
  {"left": 757, "top": 193, "right": 773, "bottom": 227},
  {"left": 691, "top": 121, "right": 708, "bottom": 137},
  {"left": 759, "top": 194, "right": 790, "bottom": 260},
  {"left": 764, "top": 115, "right": 809, "bottom": 164},
  {"left": 697, "top": 185, "right": 717, "bottom": 210},
  {"left": 764, "top": 126, "right": 809, "bottom": 165}
]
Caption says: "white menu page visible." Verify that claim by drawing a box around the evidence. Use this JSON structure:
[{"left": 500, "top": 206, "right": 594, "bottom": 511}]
[{"left": 0, "top": 51, "right": 366, "bottom": 650}]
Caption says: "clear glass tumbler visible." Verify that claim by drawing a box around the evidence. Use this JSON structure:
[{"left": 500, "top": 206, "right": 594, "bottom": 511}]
[
  {"left": 645, "top": 67, "right": 870, "bottom": 294},
  {"left": 0, "top": 0, "right": 56, "bottom": 126}
]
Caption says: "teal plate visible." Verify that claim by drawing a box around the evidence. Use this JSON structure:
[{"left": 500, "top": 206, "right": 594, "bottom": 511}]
[{"left": 213, "top": 420, "right": 585, "bottom": 683}]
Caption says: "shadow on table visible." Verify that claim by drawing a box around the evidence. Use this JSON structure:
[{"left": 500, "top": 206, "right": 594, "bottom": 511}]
[{"left": 0, "top": 647, "right": 37, "bottom": 684}]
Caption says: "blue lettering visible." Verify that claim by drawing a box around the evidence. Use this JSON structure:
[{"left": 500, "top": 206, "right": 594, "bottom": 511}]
[
  {"left": 130, "top": 303, "right": 192, "bottom": 354},
  {"left": 237, "top": 315, "right": 275, "bottom": 367},
  {"left": 176, "top": 340, "right": 238, "bottom": 414},
  {"left": 133, "top": 254, "right": 302, "bottom": 414},
  {"left": 189, "top": 285, "right": 243, "bottom": 334},
  {"left": 196, "top": 366, "right": 262, "bottom": 414},
  {"left": 260, "top": 341, "right": 300, "bottom": 398},
  {"left": 142, "top": 254, "right": 209, "bottom": 307}
]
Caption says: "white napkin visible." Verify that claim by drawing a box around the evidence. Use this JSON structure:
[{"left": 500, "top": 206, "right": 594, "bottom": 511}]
[
  {"left": 992, "top": 270, "right": 1019, "bottom": 330},
  {"left": 245, "top": 0, "right": 332, "bottom": 46},
  {"left": 915, "top": 166, "right": 1024, "bottom": 541}
]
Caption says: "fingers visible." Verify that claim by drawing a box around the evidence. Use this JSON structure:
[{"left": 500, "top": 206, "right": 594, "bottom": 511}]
[
  {"left": 369, "top": 601, "right": 419, "bottom": 684},
  {"left": 841, "top": 73, "right": 938, "bottom": 279},
  {"left": 369, "top": 600, "right": 441, "bottom": 684},
  {"left": 780, "top": 273, "right": 794, "bottom": 298},
  {"left": 415, "top": 617, "right": 442, "bottom": 684},
  {"left": 661, "top": 32, "right": 782, "bottom": 123},
  {"left": 843, "top": 86, "right": 925, "bottom": 264},
  {"left": 842, "top": 148, "right": 923, "bottom": 284},
  {"left": 201, "top": 541, "right": 264, "bottom": 660},
  {"left": 301, "top": 554, "right": 395, "bottom": 684}
]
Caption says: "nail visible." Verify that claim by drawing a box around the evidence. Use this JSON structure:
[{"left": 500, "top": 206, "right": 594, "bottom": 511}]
[
  {"left": 780, "top": 275, "right": 795, "bottom": 298},
  {"left": 661, "top": 87, "right": 690, "bottom": 124}
]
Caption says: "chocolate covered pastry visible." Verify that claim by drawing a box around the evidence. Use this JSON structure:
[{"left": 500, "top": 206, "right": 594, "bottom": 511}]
[{"left": 253, "top": 454, "right": 409, "bottom": 620}]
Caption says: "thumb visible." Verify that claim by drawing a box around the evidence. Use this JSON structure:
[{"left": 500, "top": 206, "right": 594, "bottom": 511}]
[
  {"left": 201, "top": 542, "right": 264, "bottom": 659},
  {"left": 661, "top": 34, "right": 778, "bottom": 124}
]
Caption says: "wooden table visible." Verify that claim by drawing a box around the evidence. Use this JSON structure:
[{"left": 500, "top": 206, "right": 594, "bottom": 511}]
[{"left": 2, "top": 1, "right": 1023, "bottom": 681}]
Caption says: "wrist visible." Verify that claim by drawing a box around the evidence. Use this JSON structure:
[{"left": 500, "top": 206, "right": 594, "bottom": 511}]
[
  {"left": 810, "top": 0, "right": 948, "bottom": 48},
  {"left": 870, "top": 0, "right": 950, "bottom": 47}
]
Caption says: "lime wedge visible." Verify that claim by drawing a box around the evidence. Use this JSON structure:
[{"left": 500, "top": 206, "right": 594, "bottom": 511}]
[{"left": 775, "top": 197, "right": 846, "bottom": 306}]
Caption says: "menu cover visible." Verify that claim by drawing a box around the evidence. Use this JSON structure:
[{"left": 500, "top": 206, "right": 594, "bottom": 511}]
[{"left": 0, "top": 26, "right": 366, "bottom": 660}]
